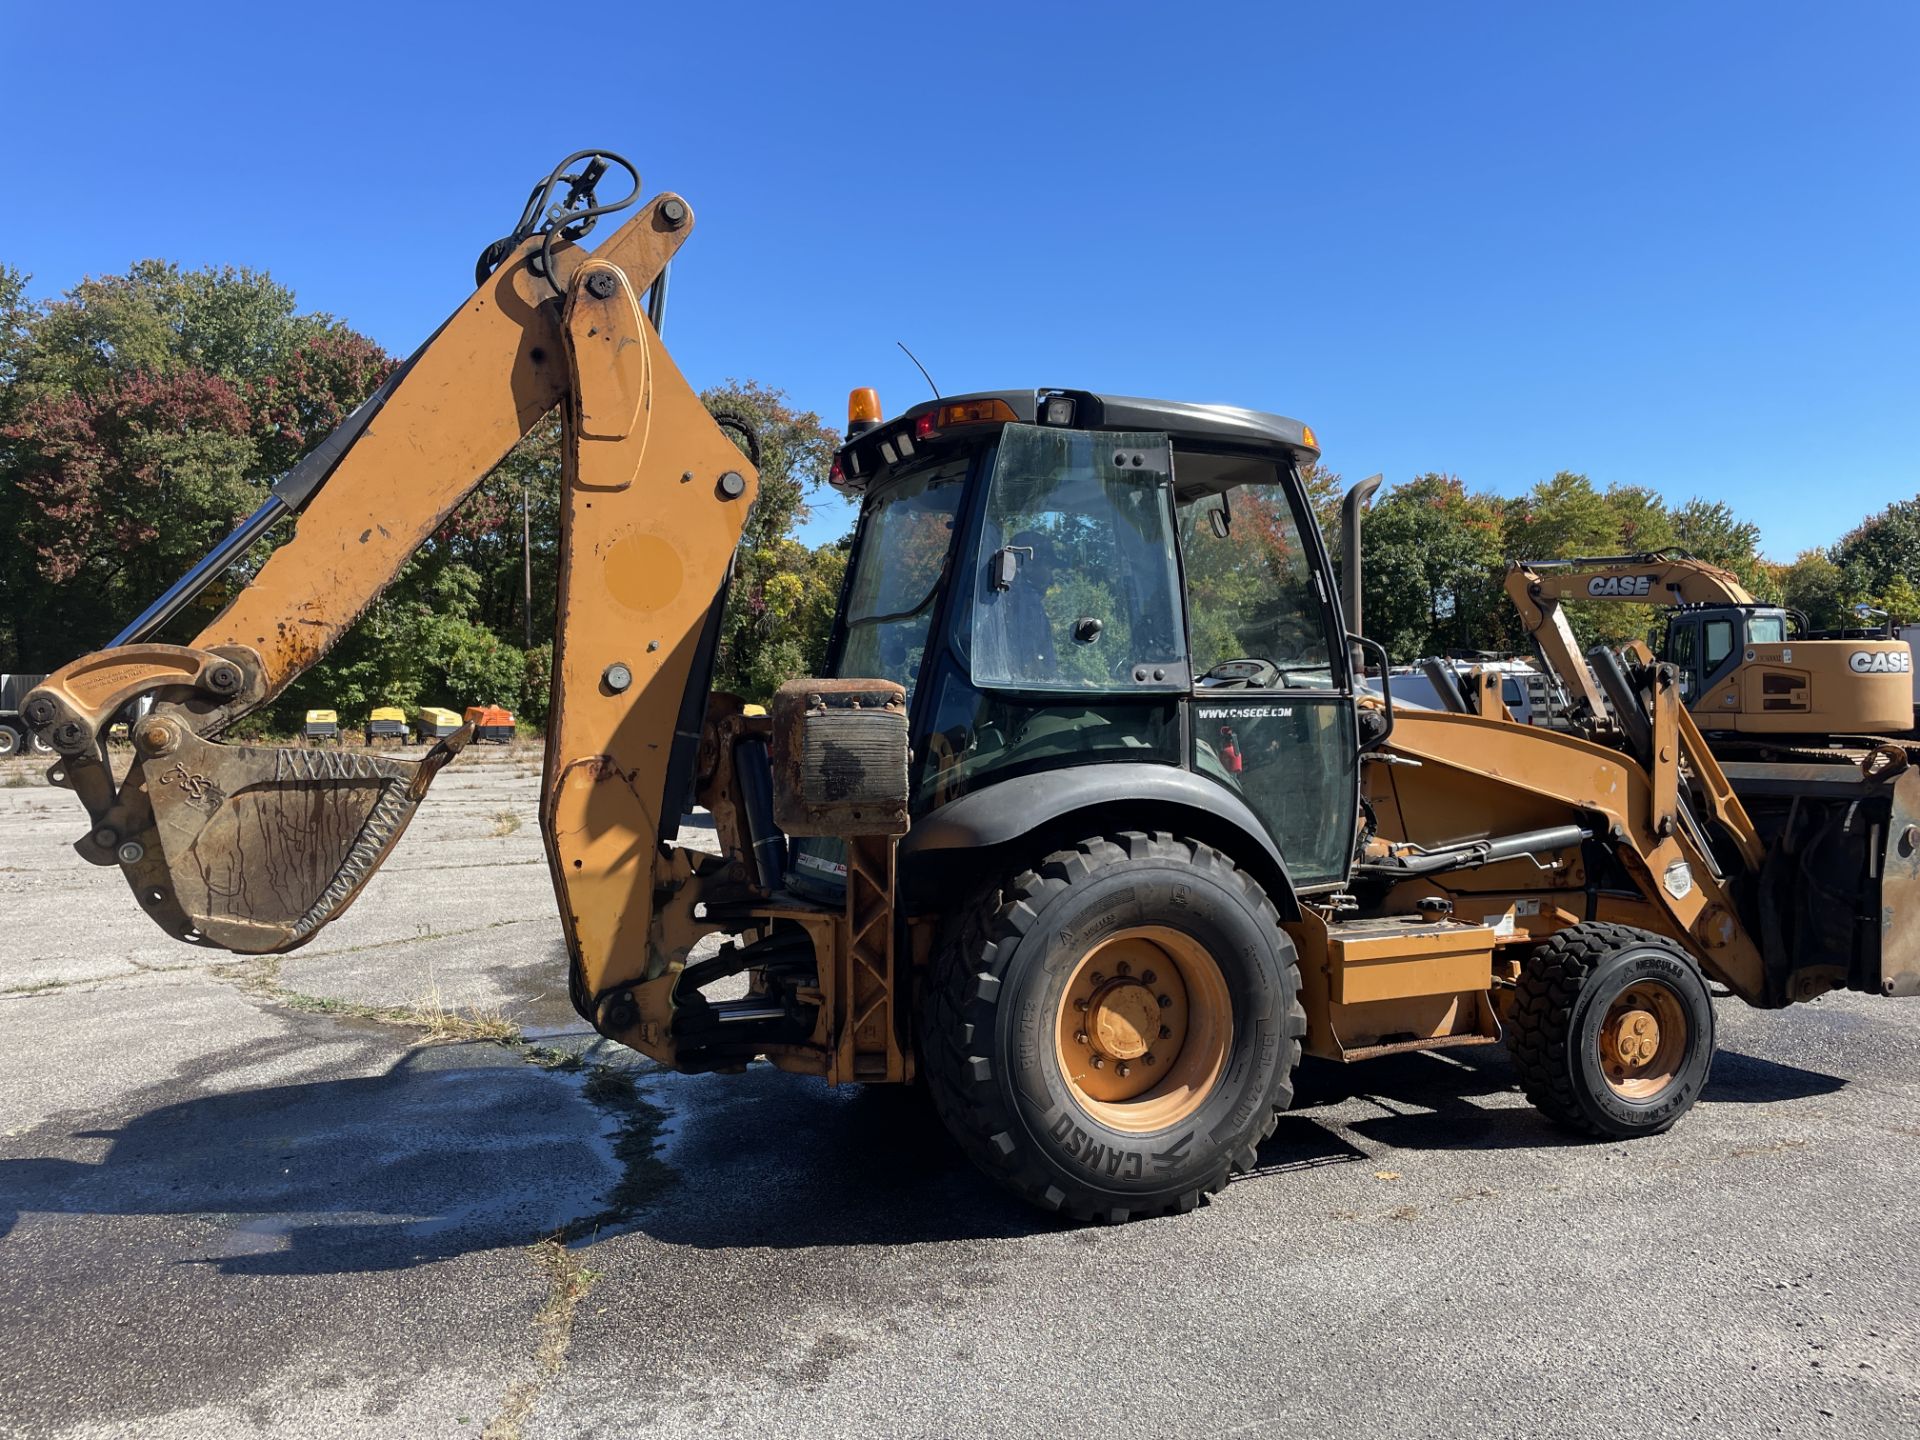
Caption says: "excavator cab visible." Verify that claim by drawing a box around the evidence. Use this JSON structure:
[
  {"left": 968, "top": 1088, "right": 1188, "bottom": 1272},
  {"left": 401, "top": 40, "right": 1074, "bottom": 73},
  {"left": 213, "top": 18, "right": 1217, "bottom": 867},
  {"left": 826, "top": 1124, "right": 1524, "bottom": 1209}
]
[{"left": 1660, "top": 604, "right": 1788, "bottom": 703}]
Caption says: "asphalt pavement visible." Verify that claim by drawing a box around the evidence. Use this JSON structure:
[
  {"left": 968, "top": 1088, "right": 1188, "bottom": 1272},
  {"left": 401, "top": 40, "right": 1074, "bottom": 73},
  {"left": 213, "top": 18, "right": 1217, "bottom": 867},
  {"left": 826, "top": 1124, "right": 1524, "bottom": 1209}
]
[{"left": 2, "top": 748, "right": 1916, "bottom": 1439}]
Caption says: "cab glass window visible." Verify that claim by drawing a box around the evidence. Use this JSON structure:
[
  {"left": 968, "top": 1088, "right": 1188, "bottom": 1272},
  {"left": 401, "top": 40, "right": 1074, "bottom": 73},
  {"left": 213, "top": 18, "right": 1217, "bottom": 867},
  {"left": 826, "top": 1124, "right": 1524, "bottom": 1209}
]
[
  {"left": 1704, "top": 618, "right": 1735, "bottom": 672},
  {"left": 1177, "top": 454, "right": 1336, "bottom": 689},
  {"left": 1669, "top": 623, "right": 1696, "bottom": 669},
  {"left": 835, "top": 456, "right": 969, "bottom": 687},
  {"left": 969, "top": 425, "right": 1186, "bottom": 693},
  {"left": 1747, "top": 613, "right": 1786, "bottom": 645},
  {"left": 917, "top": 672, "right": 1179, "bottom": 809},
  {"left": 1192, "top": 696, "right": 1356, "bottom": 887}
]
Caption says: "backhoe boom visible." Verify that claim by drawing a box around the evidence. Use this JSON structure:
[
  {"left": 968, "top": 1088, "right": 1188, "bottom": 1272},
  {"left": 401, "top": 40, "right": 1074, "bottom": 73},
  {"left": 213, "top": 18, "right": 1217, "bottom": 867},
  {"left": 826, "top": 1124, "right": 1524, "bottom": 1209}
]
[{"left": 21, "top": 169, "right": 762, "bottom": 1071}]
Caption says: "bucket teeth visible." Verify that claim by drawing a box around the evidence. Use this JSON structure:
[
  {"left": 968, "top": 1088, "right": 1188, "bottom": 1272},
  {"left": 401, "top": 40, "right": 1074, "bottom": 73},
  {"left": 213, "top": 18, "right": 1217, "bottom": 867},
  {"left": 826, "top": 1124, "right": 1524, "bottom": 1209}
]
[{"left": 138, "top": 729, "right": 461, "bottom": 953}]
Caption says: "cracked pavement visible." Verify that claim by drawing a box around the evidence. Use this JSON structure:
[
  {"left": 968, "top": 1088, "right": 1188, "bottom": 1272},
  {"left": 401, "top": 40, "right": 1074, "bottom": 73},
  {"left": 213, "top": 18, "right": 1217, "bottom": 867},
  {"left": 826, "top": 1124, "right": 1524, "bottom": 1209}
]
[{"left": 2, "top": 749, "right": 1918, "bottom": 1438}]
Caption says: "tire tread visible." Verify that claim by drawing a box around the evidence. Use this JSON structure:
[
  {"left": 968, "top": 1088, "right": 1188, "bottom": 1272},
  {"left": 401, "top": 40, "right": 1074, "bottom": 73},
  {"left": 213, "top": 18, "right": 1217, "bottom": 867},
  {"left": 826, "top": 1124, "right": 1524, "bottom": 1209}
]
[{"left": 920, "top": 831, "right": 1304, "bottom": 1222}]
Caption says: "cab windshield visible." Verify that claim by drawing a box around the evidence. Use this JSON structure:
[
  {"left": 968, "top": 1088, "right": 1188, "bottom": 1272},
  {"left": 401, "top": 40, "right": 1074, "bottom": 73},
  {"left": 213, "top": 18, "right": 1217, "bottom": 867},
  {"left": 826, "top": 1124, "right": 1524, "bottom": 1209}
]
[{"left": 835, "top": 455, "right": 969, "bottom": 687}]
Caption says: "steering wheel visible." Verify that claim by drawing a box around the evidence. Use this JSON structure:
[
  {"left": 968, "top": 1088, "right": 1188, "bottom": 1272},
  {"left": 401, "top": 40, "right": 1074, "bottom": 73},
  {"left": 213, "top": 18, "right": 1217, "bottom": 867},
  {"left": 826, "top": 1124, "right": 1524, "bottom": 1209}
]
[{"left": 1200, "top": 658, "right": 1281, "bottom": 689}]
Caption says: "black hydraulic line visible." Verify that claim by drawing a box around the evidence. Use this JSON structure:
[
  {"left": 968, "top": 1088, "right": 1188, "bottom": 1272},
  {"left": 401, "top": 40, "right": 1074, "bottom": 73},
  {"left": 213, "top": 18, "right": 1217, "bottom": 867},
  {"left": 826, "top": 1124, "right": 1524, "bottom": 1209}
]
[
  {"left": 1588, "top": 645, "right": 1653, "bottom": 764},
  {"left": 108, "top": 350, "right": 420, "bottom": 648},
  {"left": 1419, "top": 657, "right": 1472, "bottom": 714},
  {"left": 645, "top": 263, "right": 670, "bottom": 336},
  {"left": 109, "top": 496, "right": 289, "bottom": 648}
]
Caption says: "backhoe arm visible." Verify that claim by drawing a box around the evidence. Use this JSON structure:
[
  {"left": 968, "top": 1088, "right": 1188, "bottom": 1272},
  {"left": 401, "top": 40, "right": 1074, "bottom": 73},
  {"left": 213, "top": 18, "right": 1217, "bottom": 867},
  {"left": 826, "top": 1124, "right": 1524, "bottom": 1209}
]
[{"left": 20, "top": 160, "right": 759, "bottom": 1023}]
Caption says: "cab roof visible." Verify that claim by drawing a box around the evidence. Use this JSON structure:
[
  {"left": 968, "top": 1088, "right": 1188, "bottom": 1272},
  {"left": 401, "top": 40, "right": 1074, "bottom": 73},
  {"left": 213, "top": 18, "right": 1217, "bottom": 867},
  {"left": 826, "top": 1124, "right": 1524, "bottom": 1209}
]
[{"left": 831, "top": 388, "right": 1320, "bottom": 497}]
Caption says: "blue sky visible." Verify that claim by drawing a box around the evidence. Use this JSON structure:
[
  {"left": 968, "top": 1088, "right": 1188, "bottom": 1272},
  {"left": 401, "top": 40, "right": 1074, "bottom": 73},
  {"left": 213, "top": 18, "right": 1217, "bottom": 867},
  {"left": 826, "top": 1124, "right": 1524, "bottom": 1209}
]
[{"left": 3, "top": 2, "right": 1914, "bottom": 558}]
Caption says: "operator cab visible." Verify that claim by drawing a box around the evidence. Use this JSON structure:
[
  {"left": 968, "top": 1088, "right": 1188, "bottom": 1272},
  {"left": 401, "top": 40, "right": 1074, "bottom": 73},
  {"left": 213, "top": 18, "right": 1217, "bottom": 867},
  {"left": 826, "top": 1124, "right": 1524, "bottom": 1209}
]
[
  {"left": 792, "top": 388, "right": 1356, "bottom": 904},
  {"left": 1659, "top": 605, "right": 1790, "bottom": 703}
]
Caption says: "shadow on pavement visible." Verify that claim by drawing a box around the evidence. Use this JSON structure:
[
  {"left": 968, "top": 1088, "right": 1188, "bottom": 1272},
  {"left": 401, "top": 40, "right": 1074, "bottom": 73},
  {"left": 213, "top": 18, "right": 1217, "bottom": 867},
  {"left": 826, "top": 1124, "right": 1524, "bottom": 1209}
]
[
  {"left": 2, "top": 1033, "right": 1850, "bottom": 1270},
  {"left": 1281, "top": 1041, "right": 1847, "bottom": 1158},
  {"left": 620, "top": 1071, "right": 1062, "bottom": 1249},
  {"left": 0, "top": 1045, "right": 618, "bottom": 1275}
]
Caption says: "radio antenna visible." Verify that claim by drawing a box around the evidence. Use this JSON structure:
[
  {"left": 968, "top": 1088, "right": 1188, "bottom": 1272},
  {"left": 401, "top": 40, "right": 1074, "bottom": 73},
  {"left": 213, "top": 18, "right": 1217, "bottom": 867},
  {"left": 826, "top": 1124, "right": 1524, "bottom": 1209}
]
[{"left": 897, "top": 341, "right": 940, "bottom": 399}]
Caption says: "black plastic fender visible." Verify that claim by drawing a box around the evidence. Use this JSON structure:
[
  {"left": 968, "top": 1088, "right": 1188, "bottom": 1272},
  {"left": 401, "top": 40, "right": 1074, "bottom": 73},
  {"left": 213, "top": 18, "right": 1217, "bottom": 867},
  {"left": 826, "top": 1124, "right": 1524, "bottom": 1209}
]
[{"left": 899, "top": 762, "right": 1301, "bottom": 920}]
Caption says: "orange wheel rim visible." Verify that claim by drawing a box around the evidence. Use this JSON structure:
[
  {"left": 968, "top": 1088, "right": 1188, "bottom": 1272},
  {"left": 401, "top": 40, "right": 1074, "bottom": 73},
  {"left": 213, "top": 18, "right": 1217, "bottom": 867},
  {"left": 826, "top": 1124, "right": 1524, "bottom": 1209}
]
[
  {"left": 1598, "top": 982, "right": 1689, "bottom": 1100},
  {"left": 1052, "top": 926, "right": 1232, "bottom": 1135}
]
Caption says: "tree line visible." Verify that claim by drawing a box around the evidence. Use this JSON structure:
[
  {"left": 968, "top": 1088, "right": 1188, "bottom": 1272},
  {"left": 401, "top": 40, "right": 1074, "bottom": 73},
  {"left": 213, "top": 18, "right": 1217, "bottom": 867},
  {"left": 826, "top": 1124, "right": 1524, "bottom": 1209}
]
[
  {"left": 1316, "top": 469, "right": 1920, "bottom": 666},
  {"left": 0, "top": 261, "right": 844, "bottom": 731},
  {"left": 1, "top": 261, "right": 1915, "bottom": 730}
]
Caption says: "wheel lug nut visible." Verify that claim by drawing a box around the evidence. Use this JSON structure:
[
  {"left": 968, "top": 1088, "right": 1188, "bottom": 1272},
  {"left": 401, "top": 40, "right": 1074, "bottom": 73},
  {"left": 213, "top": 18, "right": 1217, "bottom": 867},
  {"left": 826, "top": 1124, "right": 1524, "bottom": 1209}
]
[
  {"left": 1116, "top": 1062, "right": 1131, "bottom": 1078},
  {"left": 1143, "top": 1053, "right": 1156, "bottom": 1066},
  {"left": 1159, "top": 1025, "right": 1172, "bottom": 1039},
  {"left": 1090, "top": 972, "right": 1104, "bottom": 984},
  {"left": 1075, "top": 1030, "right": 1089, "bottom": 1046},
  {"left": 1157, "top": 994, "right": 1172, "bottom": 1009},
  {"left": 1074, "top": 997, "right": 1089, "bottom": 1012},
  {"left": 1117, "top": 961, "right": 1131, "bottom": 976},
  {"left": 1089, "top": 1055, "right": 1104, "bottom": 1069},
  {"left": 1141, "top": 970, "right": 1157, "bottom": 986}
]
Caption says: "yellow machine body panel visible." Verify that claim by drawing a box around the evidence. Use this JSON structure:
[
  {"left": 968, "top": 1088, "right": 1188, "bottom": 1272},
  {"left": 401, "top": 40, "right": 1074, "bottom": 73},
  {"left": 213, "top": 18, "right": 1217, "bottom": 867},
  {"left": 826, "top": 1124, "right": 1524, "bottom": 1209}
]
[{"left": 1709, "top": 640, "right": 1914, "bottom": 735}]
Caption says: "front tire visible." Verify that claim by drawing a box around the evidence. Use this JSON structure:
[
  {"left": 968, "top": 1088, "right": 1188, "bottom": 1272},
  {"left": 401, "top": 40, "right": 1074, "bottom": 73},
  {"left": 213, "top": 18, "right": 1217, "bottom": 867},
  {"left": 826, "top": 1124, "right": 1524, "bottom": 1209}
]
[
  {"left": 0, "top": 723, "right": 20, "bottom": 758},
  {"left": 1508, "top": 922, "right": 1716, "bottom": 1138},
  {"left": 920, "top": 832, "right": 1304, "bottom": 1222}
]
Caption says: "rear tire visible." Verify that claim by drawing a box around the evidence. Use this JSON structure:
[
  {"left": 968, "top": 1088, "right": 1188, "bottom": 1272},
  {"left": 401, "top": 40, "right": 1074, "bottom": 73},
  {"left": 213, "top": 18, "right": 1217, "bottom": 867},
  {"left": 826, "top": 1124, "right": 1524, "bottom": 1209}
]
[
  {"left": 1508, "top": 922, "right": 1715, "bottom": 1138},
  {"left": 0, "top": 723, "right": 20, "bottom": 758},
  {"left": 920, "top": 831, "right": 1304, "bottom": 1222}
]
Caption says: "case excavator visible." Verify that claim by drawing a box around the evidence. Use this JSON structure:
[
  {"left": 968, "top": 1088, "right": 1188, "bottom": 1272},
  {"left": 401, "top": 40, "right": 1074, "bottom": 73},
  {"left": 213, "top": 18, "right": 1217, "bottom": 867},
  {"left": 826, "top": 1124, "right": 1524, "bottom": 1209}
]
[
  {"left": 20, "top": 152, "right": 1920, "bottom": 1221},
  {"left": 1506, "top": 552, "right": 1914, "bottom": 745}
]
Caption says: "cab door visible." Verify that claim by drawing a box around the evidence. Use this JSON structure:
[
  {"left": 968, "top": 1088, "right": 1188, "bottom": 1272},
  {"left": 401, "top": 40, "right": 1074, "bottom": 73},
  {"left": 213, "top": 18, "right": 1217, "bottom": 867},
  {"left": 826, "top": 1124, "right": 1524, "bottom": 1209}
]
[
  {"left": 1176, "top": 456, "right": 1358, "bottom": 893},
  {"left": 1666, "top": 617, "right": 1701, "bottom": 701}
]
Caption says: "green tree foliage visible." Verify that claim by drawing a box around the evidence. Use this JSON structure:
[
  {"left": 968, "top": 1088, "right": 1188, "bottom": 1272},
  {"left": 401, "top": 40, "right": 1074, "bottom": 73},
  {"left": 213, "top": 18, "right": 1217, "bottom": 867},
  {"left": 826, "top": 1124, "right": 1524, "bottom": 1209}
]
[
  {"left": 1776, "top": 549, "right": 1852, "bottom": 628},
  {"left": 4, "top": 255, "right": 1909, "bottom": 730},
  {"left": 1, "top": 261, "right": 395, "bottom": 667},
  {"left": 1670, "top": 498, "right": 1774, "bottom": 599},
  {"left": 703, "top": 379, "right": 845, "bottom": 703},
  {"left": 1358, "top": 474, "right": 1507, "bottom": 662},
  {"left": 1832, "top": 498, "right": 1920, "bottom": 620},
  {"left": 0, "top": 258, "right": 847, "bottom": 727}
]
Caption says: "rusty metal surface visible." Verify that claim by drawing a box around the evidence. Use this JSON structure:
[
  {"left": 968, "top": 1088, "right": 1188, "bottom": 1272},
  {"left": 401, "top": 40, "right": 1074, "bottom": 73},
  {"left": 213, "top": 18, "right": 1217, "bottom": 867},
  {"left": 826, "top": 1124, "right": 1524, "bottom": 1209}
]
[
  {"left": 769, "top": 679, "right": 909, "bottom": 837},
  {"left": 837, "top": 833, "right": 911, "bottom": 1083},
  {"left": 23, "top": 643, "right": 267, "bottom": 756},
  {"left": 130, "top": 719, "right": 470, "bottom": 953}
]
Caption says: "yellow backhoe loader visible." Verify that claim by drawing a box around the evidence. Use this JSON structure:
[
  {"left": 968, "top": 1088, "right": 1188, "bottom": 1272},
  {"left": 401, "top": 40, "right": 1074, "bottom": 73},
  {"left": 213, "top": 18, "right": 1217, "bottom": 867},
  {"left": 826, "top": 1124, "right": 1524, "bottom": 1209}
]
[
  {"left": 1506, "top": 552, "right": 1914, "bottom": 744},
  {"left": 21, "top": 152, "right": 1920, "bottom": 1221}
]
